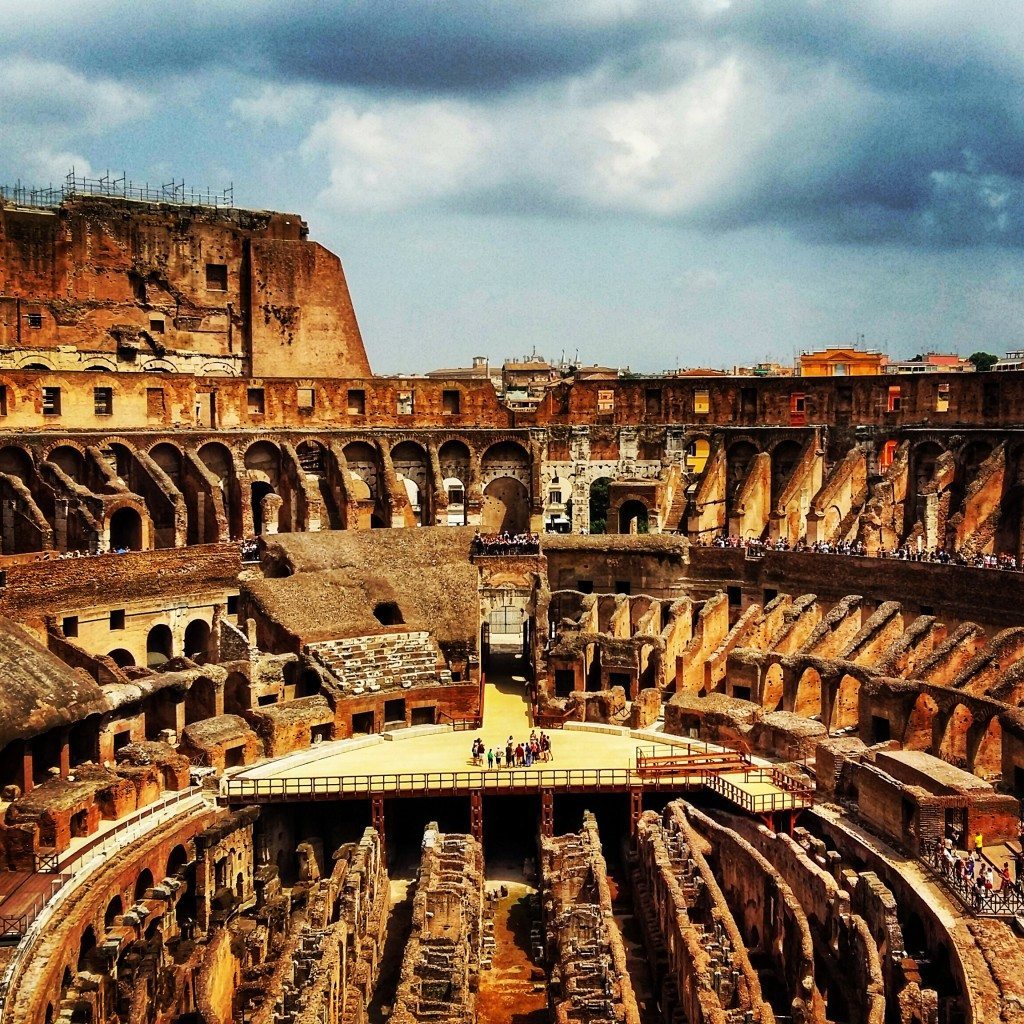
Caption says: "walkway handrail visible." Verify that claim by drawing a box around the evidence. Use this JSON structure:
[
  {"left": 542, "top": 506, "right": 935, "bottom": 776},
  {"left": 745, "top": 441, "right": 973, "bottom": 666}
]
[
  {"left": 919, "top": 839, "right": 1024, "bottom": 918},
  {"left": 437, "top": 711, "right": 482, "bottom": 731}
]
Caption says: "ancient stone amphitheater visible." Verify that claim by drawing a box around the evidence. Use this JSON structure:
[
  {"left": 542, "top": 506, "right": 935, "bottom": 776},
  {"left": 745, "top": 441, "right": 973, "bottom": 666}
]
[{"left": 0, "top": 191, "right": 1021, "bottom": 1024}]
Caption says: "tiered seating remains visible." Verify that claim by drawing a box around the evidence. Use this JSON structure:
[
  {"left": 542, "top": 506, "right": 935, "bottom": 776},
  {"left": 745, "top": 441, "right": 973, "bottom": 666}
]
[{"left": 307, "top": 631, "right": 451, "bottom": 694}]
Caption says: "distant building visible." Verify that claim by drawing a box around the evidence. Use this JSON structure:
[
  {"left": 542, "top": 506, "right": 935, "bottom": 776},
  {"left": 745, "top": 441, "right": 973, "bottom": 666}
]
[
  {"left": 994, "top": 351, "right": 1024, "bottom": 371},
  {"left": 425, "top": 355, "right": 501, "bottom": 385},
  {"left": 731, "top": 362, "right": 795, "bottom": 377},
  {"left": 501, "top": 358, "right": 558, "bottom": 394},
  {"left": 799, "top": 347, "right": 887, "bottom": 377},
  {"left": 887, "top": 352, "right": 974, "bottom": 374}
]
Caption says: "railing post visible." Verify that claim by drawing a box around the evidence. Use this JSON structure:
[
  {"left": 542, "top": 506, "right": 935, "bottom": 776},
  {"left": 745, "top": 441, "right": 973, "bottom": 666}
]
[
  {"left": 629, "top": 786, "right": 643, "bottom": 846},
  {"left": 470, "top": 790, "right": 484, "bottom": 850},
  {"left": 541, "top": 789, "right": 554, "bottom": 839},
  {"left": 371, "top": 795, "right": 386, "bottom": 856}
]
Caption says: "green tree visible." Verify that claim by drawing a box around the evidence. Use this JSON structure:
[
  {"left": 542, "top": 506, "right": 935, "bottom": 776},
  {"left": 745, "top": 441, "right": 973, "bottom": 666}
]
[
  {"left": 969, "top": 351, "right": 999, "bottom": 372},
  {"left": 589, "top": 478, "right": 610, "bottom": 534}
]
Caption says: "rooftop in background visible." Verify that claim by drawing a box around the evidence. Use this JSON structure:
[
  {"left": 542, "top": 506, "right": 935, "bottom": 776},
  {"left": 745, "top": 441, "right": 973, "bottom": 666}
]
[
  {"left": 799, "top": 346, "right": 888, "bottom": 377},
  {"left": 887, "top": 352, "right": 975, "bottom": 374},
  {"left": 0, "top": 169, "right": 234, "bottom": 211}
]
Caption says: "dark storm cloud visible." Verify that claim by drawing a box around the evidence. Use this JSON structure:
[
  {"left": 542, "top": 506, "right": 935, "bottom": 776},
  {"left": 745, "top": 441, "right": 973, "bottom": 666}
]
[{"left": 5, "top": 0, "right": 1024, "bottom": 247}]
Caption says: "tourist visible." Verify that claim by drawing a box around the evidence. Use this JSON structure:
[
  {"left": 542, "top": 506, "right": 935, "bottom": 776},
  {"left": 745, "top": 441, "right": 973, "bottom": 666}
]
[
  {"left": 506, "top": 737, "right": 514, "bottom": 766},
  {"left": 975, "top": 832, "right": 984, "bottom": 854},
  {"left": 487, "top": 748, "right": 494, "bottom": 770},
  {"left": 1001, "top": 862, "right": 1012, "bottom": 889}
]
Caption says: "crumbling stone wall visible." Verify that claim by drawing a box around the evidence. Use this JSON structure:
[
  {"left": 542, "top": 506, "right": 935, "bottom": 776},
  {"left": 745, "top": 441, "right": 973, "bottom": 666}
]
[
  {"left": 540, "top": 812, "right": 641, "bottom": 1024},
  {"left": 391, "top": 825, "right": 486, "bottom": 1024}
]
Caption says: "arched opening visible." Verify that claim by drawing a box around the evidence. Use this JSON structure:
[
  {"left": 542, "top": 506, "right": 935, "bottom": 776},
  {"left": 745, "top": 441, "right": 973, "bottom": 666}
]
[
  {"left": 794, "top": 667, "right": 822, "bottom": 719},
  {"left": 831, "top": 674, "right": 861, "bottom": 732},
  {"left": 183, "top": 619, "right": 210, "bottom": 661},
  {"left": 296, "top": 439, "right": 342, "bottom": 530},
  {"left": 939, "top": 703, "right": 973, "bottom": 768},
  {"left": 185, "top": 677, "right": 218, "bottom": 725},
  {"left": 343, "top": 442, "right": 380, "bottom": 510},
  {"left": 904, "top": 693, "right": 939, "bottom": 751},
  {"left": 589, "top": 477, "right": 611, "bottom": 534},
  {"left": 439, "top": 441, "right": 470, "bottom": 525},
  {"left": 134, "top": 868, "right": 154, "bottom": 902},
  {"left": 373, "top": 602, "right": 404, "bottom": 626},
  {"left": 104, "top": 895, "right": 123, "bottom": 929},
  {"left": 686, "top": 438, "right": 710, "bottom": 475},
  {"left": 727, "top": 441, "right": 758, "bottom": 509},
  {"left": 198, "top": 440, "right": 239, "bottom": 540},
  {"left": 250, "top": 481, "right": 276, "bottom": 535},
  {"left": 109, "top": 507, "right": 143, "bottom": 552},
  {"left": 762, "top": 663, "right": 784, "bottom": 712},
  {"left": 48, "top": 445, "right": 85, "bottom": 483},
  {"left": 972, "top": 715, "right": 1002, "bottom": 780},
  {"left": 482, "top": 477, "right": 530, "bottom": 534},
  {"left": 617, "top": 499, "right": 649, "bottom": 535},
  {"left": 167, "top": 844, "right": 188, "bottom": 876},
  {"left": 77, "top": 926, "right": 97, "bottom": 971},
  {"left": 392, "top": 441, "right": 429, "bottom": 525},
  {"left": 224, "top": 672, "right": 251, "bottom": 716},
  {"left": 0, "top": 446, "right": 32, "bottom": 481},
  {"left": 297, "top": 669, "right": 322, "bottom": 698},
  {"left": 770, "top": 440, "right": 803, "bottom": 506},
  {"left": 146, "top": 625, "right": 173, "bottom": 669},
  {"left": 106, "top": 648, "right": 135, "bottom": 668}
]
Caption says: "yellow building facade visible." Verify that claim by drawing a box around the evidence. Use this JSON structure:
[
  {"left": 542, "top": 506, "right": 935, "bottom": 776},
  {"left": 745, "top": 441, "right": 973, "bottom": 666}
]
[{"left": 799, "top": 347, "right": 887, "bottom": 376}]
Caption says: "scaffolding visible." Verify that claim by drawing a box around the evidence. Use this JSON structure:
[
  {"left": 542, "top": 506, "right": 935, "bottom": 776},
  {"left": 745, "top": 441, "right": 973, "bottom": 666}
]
[{"left": 0, "top": 169, "right": 233, "bottom": 210}]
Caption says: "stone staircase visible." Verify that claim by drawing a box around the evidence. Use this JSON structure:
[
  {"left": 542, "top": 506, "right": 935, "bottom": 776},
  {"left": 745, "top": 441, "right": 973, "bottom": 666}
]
[{"left": 307, "top": 631, "right": 452, "bottom": 694}]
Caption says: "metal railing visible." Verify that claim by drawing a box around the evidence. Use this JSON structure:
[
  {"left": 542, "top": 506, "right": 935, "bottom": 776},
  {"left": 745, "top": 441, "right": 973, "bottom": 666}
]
[
  {"left": 437, "top": 711, "right": 482, "bottom": 732},
  {"left": 0, "top": 170, "right": 233, "bottom": 211},
  {"left": 703, "top": 769, "right": 814, "bottom": 815},
  {"left": 920, "top": 840, "right": 1024, "bottom": 917},
  {"left": 0, "top": 876, "right": 68, "bottom": 943}
]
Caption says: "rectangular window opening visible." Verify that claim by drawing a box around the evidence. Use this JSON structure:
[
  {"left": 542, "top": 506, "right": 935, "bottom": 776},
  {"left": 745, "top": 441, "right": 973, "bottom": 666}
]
[
  {"left": 109, "top": 609, "right": 126, "bottom": 630},
  {"left": 205, "top": 263, "right": 228, "bottom": 291},
  {"left": 42, "top": 387, "right": 61, "bottom": 416},
  {"left": 247, "top": 387, "right": 265, "bottom": 415},
  {"left": 887, "top": 386, "right": 902, "bottom": 413},
  {"left": 597, "top": 389, "right": 615, "bottom": 415},
  {"left": 26, "top": 312, "right": 42, "bottom": 329},
  {"left": 0, "top": 385, "right": 8, "bottom": 417},
  {"left": 442, "top": 389, "right": 461, "bottom": 415},
  {"left": 694, "top": 389, "right": 710, "bottom": 415},
  {"left": 615, "top": 580, "right": 631, "bottom": 595},
  {"left": 146, "top": 387, "right": 165, "bottom": 419},
  {"left": 297, "top": 387, "right": 315, "bottom": 411},
  {"left": 347, "top": 389, "right": 366, "bottom": 416},
  {"left": 397, "top": 390, "right": 414, "bottom": 416},
  {"left": 149, "top": 318, "right": 165, "bottom": 334},
  {"left": 936, "top": 383, "right": 950, "bottom": 413},
  {"left": 94, "top": 387, "right": 113, "bottom": 416},
  {"left": 62, "top": 615, "right": 79, "bottom": 638}
]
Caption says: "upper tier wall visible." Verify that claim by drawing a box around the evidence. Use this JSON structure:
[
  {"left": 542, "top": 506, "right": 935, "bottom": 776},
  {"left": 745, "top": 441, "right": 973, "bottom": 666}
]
[{"left": 0, "top": 369, "right": 1022, "bottom": 432}]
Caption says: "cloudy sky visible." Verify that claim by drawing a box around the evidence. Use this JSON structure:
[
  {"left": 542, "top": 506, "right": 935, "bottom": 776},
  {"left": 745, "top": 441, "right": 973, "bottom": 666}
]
[{"left": 3, "top": 1, "right": 1024, "bottom": 373}]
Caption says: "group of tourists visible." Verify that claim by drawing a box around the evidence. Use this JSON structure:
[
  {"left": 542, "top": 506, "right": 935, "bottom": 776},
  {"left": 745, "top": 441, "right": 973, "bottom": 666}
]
[
  {"left": 470, "top": 732, "right": 553, "bottom": 768},
  {"left": 471, "top": 531, "right": 541, "bottom": 556},
  {"left": 930, "top": 829, "right": 1024, "bottom": 907},
  {"left": 697, "top": 533, "right": 1023, "bottom": 571},
  {"left": 240, "top": 538, "right": 260, "bottom": 562}
]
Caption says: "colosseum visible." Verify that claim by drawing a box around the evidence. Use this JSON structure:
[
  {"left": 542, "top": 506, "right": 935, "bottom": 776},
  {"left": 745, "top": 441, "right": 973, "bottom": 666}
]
[{"left": 0, "top": 187, "right": 1021, "bottom": 1024}]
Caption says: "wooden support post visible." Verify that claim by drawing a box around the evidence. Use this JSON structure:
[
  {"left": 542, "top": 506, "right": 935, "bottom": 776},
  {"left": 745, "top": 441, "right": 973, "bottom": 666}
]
[
  {"left": 541, "top": 788, "right": 554, "bottom": 839},
  {"left": 371, "top": 795, "right": 386, "bottom": 853},
  {"left": 470, "top": 790, "right": 484, "bottom": 848},
  {"left": 21, "top": 739, "right": 33, "bottom": 795}
]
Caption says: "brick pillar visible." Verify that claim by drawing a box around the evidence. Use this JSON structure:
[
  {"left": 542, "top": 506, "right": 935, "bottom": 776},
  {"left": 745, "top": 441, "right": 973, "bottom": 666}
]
[
  {"left": 541, "top": 789, "right": 554, "bottom": 838},
  {"left": 59, "top": 729, "right": 70, "bottom": 779},
  {"left": 470, "top": 790, "right": 484, "bottom": 849},
  {"left": 629, "top": 787, "right": 643, "bottom": 843},
  {"left": 371, "top": 795, "right": 386, "bottom": 854},
  {"left": 20, "top": 739, "right": 33, "bottom": 794}
]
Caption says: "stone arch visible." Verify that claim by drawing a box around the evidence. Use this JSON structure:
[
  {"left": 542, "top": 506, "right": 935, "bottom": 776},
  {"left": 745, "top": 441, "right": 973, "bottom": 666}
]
[
  {"left": 939, "top": 703, "right": 973, "bottom": 768},
  {"left": 185, "top": 677, "right": 218, "bottom": 725},
  {"left": 77, "top": 925, "right": 96, "bottom": 971},
  {"left": 149, "top": 442, "right": 184, "bottom": 488},
  {"left": 244, "top": 440, "right": 281, "bottom": 483},
  {"left": 971, "top": 714, "right": 1002, "bottom": 779},
  {"left": 617, "top": 499, "right": 650, "bottom": 534},
  {"left": 224, "top": 672, "right": 251, "bottom": 715},
  {"left": 589, "top": 476, "right": 612, "bottom": 535},
  {"left": 134, "top": 868, "right": 154, "bottom": 901},
  {"left": 770, "top": 439, "right": 803, "bottom": 506},
  {"left": 794, "top": 666, "right": 822, "bottom": 719},
  {"left": 831, "top": 673, "right": 860, "bottom": 731},
  {"left": 438, "top": 440, "right": 470, "bottom": 524},
  {"left": 109, "top": 506, "right": 143, "bottom": 552},
  {"left": 903, "top": 692, "right": 939, "bottom": 751},
  {"left": 762, "top": 662, "right": 784, "bottom": 712},
  {"left": 481, "top": 439, "right": 530, "bottom": 487},
  {"left": 250, "top": 480, "right": 277, "bottom": 535},
  {"left": 146, "top": 624, "right": 173, "bottom": 668},
  {"left": 104, "top": 895, "right": 123, "bottom": 929},
  {"left": 686, "top": 437, "right": 711, "bottom": 475},
  {"left": 183, "top": 619, "right": 210, "bottom": 661},
  {"left": 197, "top": 440, "right": 241, "bottom": 540},
  {"left": 392, "top": 440, "right": 429, "bottom": 525},
  {"left": 482, "top": 477, "right": 530, "bottom": 533},
  {"left": 0, "top": 445, "right": 33, "bottom": 481},
  {"left": 726, "top": 440, "right": 759, "bottom": 504},
  {"left": 198, "top": 441, "right": 235, "bottom": 480},
  {"left": 107, "top": 648, "right": 135, "bottom": 668},
  {"left": 47, "top": 444, "right": 86, "bottom": 483},
  {"left": 167, "top": 844, "right": 188, "bottom": 876},
  {"left": 343, "top": 440, "right": 380, "bottom": 502}
]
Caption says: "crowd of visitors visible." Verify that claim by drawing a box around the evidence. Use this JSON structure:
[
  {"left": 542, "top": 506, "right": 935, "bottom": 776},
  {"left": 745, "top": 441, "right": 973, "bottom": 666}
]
[
  {"left": 471, "top": 531, "right": 541, "bottom": 556},
  {"left": 927, "top": 828, "right": 1024, "bottom": 910},
  {"left": 470, "top": 732, "right": 552, "bottom": 768},
  {"left": 240, "top": 537, "right": 260, "bottom": 562},
  {"left": 697, "top": 534, "right": 1023, "bottom": 570}
]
